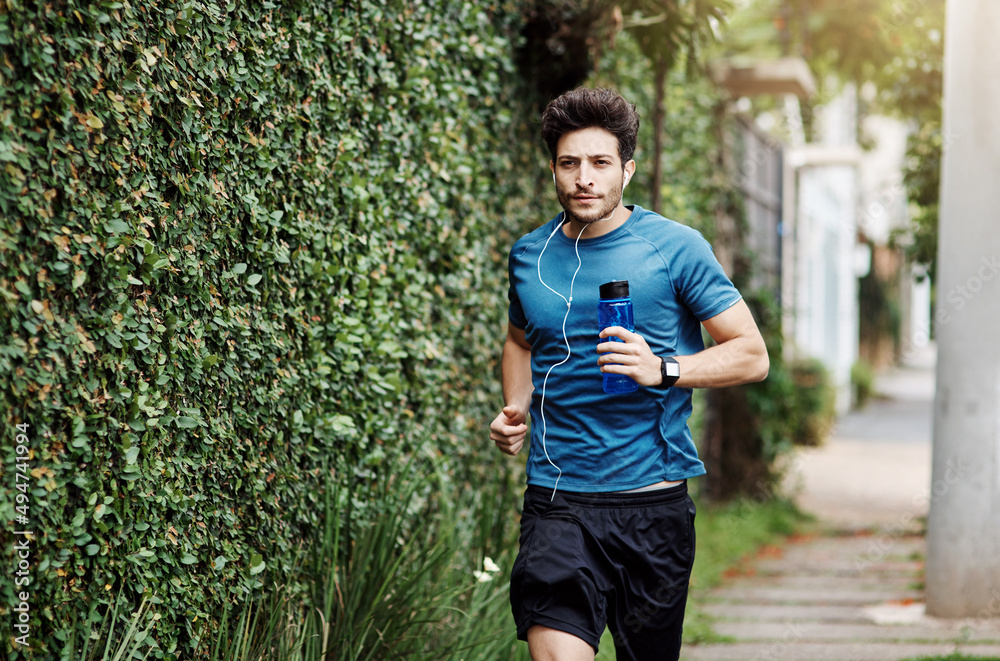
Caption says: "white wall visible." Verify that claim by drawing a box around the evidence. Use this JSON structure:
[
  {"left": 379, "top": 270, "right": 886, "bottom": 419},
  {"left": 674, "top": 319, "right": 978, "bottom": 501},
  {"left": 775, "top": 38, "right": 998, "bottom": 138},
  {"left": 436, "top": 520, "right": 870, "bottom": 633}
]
[
  {"left": 857, "top": 114, "right": 910, "bottom": 245},
  {"left": 781, "top": 84, "right": 863, "bottom": 414},
  {"left": 792, "top": 163, "right": 859, "bottom": 413}
]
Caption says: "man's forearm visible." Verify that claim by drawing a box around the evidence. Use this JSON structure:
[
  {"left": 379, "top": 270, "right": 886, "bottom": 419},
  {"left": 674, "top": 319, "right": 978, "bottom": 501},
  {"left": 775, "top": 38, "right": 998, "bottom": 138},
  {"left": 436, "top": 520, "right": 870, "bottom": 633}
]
[
  {"left": 675, "top": 335, "right": 768, "bottom": 389},
  {"left": 502, "top": 338, "right": 534, "bottom": 412}
]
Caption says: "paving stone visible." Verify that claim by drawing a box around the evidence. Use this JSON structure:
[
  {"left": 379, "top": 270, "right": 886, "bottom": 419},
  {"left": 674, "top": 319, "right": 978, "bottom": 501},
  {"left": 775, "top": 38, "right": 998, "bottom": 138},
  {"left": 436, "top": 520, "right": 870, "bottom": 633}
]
[
  {"left": 682, "top": 355, "right": 1000, "bottom": 661},
  {"left": 705, "top": 573, "right": 919, "bottom": 593},
  {"left": 681, "top": 642, "right": 1000, "bottom": 661},
  {"left": 753, "top": 559, "right": 924, "bottom": 577},
  {"left": 701, "top": 585, "right": 920, "bottom": 606},
  {"left": 700, "top": 603, "right": 874, "bottom": 624},
  {"left": 710, "top": 621, "right": 1000, "bottom": 644},
  {"left": 686, "top": 524, "right": 1000, "bottom": 658}
]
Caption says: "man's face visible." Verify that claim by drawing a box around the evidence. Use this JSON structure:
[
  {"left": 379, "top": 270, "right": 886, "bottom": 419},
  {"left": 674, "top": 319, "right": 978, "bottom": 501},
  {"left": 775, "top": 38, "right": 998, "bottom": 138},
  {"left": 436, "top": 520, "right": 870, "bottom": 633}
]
[{"left": 551, "top": 127, "right": 631, "bottom": 225}]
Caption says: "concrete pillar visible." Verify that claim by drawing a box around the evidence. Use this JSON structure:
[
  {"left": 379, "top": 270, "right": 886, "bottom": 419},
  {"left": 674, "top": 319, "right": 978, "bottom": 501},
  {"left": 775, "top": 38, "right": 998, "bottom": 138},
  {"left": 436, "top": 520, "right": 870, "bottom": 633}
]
[{"left": 925, "top": 0, "right": 1000, "bottom": 618}]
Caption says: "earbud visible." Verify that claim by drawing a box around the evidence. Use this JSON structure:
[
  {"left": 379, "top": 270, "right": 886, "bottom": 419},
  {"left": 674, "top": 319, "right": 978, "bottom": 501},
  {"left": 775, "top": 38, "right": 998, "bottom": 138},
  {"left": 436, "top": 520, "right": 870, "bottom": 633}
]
[
  {"left": 552, "top": 171, "right": 556, "bottom": 184},
  {"left": 623, "top": 171, "right": 631, "bottom": 188}
]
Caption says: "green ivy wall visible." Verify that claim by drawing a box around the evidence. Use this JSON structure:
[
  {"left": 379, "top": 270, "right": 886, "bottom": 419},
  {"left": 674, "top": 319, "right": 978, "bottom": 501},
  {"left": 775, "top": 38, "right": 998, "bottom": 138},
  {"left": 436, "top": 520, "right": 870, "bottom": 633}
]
[{"left": 0, "top": 0, "right": 537, "bottom": 657}]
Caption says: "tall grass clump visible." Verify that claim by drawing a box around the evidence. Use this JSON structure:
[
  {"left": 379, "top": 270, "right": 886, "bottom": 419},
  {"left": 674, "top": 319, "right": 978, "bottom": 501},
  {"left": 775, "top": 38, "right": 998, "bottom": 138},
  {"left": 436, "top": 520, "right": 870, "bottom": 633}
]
[{"left": 91, "top": 454, "right": 528, "bottom": 661}]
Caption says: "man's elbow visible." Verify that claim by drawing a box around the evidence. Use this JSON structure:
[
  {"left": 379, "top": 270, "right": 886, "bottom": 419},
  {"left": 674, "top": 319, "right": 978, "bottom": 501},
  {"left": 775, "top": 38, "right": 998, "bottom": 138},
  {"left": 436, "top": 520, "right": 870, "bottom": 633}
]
[
  {"left": 749, "top": 337, "right": 769, "bottom": 382},
  {"left": 751, "top": 351, "right": 770, "bottom": 383}
]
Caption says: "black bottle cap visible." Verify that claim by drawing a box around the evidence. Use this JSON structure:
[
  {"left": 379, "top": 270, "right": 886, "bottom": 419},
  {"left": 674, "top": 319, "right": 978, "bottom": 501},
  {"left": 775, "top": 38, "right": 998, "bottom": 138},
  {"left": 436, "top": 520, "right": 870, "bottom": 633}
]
[{"left": 600, "top": 280, "right": 630, "bottom": 299}]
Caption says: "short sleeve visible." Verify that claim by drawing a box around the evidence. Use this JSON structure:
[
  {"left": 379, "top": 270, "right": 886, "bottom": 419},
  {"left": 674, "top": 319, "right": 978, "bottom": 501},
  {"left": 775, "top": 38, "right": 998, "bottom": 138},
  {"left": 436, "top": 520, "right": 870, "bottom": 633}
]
[
  {"left": 508, "top": 248, "right": 528, "bottom": 329},
  {"left": 674, "top": 231, "right": 742, "bottom": 321}
]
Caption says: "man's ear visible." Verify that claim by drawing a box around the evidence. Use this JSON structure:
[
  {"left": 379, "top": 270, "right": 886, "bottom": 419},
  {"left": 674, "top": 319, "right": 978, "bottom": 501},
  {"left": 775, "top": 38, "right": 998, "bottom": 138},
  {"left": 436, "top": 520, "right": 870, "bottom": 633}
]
[
  {"left": 550, "top": 161, "right": 556, "bottom": 184},
  {"left": 624, "top": 160, "right": 636, "bottom": 187}
]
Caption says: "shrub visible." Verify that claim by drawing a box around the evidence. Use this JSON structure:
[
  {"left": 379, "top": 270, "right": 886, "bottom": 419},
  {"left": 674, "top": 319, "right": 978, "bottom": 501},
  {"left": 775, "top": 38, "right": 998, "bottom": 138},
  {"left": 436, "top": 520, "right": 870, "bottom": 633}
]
[
  {"left": 851, "top": 359, "right": 876, "bottom": 409},
  {"left": 787, "top": 358, "right": 837, "bottom": 446},
  {"left": 0, "top": 1, "right": 536, "bottom": 657}
]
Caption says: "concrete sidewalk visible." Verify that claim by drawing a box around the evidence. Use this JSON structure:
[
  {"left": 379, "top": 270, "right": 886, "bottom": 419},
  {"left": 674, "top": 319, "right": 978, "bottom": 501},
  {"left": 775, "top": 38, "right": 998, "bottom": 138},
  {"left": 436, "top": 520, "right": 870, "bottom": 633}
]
[
  {"left": 788, "top": 343, "right": 937, "bottom": 531},
  {"left": 683, "top": 344, "right": 1000, "bottom": 660}
]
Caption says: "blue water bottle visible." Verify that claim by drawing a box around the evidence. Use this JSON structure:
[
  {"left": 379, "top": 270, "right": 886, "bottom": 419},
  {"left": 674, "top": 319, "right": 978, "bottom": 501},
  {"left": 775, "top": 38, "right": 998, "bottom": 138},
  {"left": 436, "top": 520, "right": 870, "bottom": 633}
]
[{"left": 598, "top": 280, "right": 638, "bottom": 394}]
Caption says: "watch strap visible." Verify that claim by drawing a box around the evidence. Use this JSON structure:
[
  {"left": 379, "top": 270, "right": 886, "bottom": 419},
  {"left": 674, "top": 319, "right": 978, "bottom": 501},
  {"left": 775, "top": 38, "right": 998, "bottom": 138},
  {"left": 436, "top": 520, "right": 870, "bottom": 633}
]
[{"left": 657, "top": 356, "right": 680, "bottom": 389}]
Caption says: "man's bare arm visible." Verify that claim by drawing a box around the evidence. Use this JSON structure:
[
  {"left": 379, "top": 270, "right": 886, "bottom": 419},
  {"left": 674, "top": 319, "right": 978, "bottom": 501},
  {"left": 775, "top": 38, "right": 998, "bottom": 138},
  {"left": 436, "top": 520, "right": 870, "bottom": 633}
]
[
  {"left": 490, "top": 324, "right": 533, "bottom": 455},
  {"left": 597, "top": 299, "right": 769, "bottom": 388}
]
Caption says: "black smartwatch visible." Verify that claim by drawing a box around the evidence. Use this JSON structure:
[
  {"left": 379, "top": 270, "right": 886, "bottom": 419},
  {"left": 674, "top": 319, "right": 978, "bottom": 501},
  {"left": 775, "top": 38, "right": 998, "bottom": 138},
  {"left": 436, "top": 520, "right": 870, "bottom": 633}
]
[{"left": 657, "top": 356, "right": 680, "bottom": 389}]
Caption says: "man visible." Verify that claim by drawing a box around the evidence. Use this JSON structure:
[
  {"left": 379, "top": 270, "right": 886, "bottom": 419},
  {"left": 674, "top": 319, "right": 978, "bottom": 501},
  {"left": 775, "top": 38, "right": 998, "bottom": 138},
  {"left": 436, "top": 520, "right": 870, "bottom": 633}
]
[{"left": 489, "top": 87, "right": 769, "bottom": 661}]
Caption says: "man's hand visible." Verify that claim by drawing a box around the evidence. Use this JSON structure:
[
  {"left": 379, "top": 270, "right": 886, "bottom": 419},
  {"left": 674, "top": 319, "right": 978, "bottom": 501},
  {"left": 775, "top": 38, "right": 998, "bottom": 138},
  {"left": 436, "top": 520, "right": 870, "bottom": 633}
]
[
  {"left": 490, "top": 405, "right": 528, "bottom": 456},
  {"left": 597, "top": 327, "right": 663, "bottom": 387}
]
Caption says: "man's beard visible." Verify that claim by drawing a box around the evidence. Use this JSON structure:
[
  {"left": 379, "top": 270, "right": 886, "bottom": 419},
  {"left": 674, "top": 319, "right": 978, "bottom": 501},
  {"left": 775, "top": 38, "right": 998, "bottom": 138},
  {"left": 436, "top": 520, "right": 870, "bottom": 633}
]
[{"left": 557, "top": 181, "right": 624, "bottom": 226}]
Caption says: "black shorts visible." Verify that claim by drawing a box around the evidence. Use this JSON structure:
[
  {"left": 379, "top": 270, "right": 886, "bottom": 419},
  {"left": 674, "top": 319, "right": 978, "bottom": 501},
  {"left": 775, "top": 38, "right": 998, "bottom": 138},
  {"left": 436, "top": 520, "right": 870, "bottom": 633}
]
[{"left": 510, "top": 482, "right": 696, "bottom": 661}]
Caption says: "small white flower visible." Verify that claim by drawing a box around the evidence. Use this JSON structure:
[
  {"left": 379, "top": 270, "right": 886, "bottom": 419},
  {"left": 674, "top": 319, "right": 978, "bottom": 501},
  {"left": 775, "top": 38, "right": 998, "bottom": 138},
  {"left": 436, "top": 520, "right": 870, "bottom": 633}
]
[{"left": 473, "top": 556, "right": 501, "bottom": 583}]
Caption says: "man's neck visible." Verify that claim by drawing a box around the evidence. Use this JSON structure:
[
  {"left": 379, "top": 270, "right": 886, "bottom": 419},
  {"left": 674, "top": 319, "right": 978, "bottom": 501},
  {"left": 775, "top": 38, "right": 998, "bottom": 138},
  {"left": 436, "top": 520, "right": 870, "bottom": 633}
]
[{"left": 562, "top": 203, "right": 633, "bottom": 240}]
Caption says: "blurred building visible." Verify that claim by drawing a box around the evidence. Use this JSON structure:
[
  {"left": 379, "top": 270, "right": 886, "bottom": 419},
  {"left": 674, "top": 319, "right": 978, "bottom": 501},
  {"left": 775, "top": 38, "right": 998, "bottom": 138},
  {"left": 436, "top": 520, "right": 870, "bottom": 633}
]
[{"left": 715, "top": 60, "right": 921, "bottom": 413}]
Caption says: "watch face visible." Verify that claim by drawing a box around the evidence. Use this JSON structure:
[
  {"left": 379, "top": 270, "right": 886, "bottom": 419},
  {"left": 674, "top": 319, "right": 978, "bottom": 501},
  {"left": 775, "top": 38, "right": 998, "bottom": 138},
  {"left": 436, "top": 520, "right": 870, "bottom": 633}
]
[{"left": 666, "top": 362, "right": 680, "bottom": 377}]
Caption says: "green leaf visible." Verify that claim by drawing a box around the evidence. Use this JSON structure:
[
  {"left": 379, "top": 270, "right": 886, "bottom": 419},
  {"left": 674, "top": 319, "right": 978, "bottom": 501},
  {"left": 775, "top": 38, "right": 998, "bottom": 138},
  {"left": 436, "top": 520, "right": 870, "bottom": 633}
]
[
  {"left": 0, "top": 2, "right": 566, "bottom": 655},
  {"left": 104, "top": 218, "right": 130, "bottom": 234},
  {"left": 249, "top": 552, "right": 265, "bottom": 576}
]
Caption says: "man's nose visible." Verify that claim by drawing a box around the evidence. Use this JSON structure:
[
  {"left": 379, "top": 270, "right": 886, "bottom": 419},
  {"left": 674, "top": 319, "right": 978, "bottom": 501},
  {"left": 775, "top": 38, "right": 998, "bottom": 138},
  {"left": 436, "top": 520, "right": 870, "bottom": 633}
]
[{"left": 576, "top": 164, "right": 595, "bottom": 189}]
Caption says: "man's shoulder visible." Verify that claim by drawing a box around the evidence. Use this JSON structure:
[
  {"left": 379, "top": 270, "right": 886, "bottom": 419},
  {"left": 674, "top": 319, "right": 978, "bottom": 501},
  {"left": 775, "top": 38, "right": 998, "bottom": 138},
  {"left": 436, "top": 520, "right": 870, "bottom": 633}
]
[
  {"left": 510, "top": 215, "right": 560, "bottom": 257},
  {"left": 628, "top": 206, "right": 710, "bottom": 249}
]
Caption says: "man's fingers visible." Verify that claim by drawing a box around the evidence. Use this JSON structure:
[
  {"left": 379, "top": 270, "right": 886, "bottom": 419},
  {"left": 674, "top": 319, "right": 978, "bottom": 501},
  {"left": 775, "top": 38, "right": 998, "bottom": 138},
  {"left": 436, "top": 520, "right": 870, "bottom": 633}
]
[
  {"left": 490, "top": 423, "right": 526, "bottom": 441},
  {"left": 597, "top": 340, "right": 642, "bottom": 354},
  {"left": 597, "top": 350, "right": 636, "bottom": 364},
  {"left": 491, "top": 430, "right": 525, "bottom": 455},
  {"left": 491, "top": 409, "right": 526, "bottom": 456},
  {"left": 494, "top": 438, "right": 524, "bottom": 456},
  {"left": 502, "top": 405, "right": 525, "bottom": 424},
  {"left": 490, "top": 413, "right": 526, "bottom": 438},
  {"left": 598, "top": 326, "right": 637, "bottom": 342}
]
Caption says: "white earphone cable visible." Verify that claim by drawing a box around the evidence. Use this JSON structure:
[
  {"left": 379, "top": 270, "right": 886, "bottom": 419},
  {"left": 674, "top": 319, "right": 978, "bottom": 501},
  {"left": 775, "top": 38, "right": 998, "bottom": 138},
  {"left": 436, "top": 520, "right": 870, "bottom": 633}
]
[{"left": 536, "top": 206, "right": 617, "bottom": 500}]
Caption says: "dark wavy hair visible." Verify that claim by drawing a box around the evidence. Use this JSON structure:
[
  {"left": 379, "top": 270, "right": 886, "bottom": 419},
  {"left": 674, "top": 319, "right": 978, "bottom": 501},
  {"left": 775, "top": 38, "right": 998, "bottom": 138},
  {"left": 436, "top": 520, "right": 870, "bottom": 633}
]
[{"left": 540, "top": 87, "right": 640, "bottom": 165}]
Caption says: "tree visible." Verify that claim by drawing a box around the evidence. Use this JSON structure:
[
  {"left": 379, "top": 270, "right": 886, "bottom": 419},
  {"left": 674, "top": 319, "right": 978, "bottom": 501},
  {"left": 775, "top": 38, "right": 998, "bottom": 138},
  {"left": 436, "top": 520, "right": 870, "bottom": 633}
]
[
  {"left": 626, "top": 0, "right": 731, "bottom": 212},
  {"left": 723, "top": 0, "right": 945, "bottom": 278}
]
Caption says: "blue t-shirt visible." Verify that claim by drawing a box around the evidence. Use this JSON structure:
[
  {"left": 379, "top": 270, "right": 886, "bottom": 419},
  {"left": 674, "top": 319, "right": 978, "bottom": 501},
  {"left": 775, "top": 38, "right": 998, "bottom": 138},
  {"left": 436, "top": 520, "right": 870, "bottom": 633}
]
[{"left": 507, "top": 205, "right": 742, "bottom": 492}]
